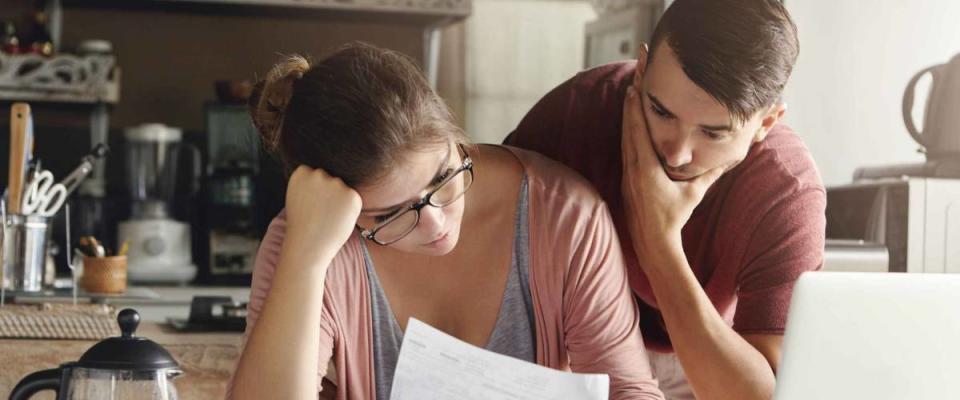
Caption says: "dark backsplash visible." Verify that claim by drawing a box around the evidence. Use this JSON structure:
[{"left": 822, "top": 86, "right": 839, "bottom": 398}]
[
  {"left": 0, "top": 1, "right": 437, "bottom": 284},
  {"left": 0, "top": 113, "right": 288, "bottom": 282}
]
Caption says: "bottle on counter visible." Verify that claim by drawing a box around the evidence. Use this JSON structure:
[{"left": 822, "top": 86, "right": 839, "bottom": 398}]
[
  {"left": 1, "top": 21, "right": 20, "bottom": 54},
  {"left": 27, "top": 11, "right": 53, "bottom": 57}
]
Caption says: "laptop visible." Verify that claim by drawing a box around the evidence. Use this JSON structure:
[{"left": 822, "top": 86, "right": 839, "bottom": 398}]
[{"left": 775, "top": 272, "right": 960, "bottom": 400}]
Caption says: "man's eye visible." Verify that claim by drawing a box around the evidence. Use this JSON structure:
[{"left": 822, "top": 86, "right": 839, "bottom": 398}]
[
  {"left": 704, "top": 130, "right": 725, "bottom": 141},
  {"left": 650, "top": 104, "right": 671, "bottom": 119}
]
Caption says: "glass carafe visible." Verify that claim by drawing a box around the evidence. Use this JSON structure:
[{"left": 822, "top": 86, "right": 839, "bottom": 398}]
[{"left": 9, "top": 309, "right": 183, "bottom": 400}]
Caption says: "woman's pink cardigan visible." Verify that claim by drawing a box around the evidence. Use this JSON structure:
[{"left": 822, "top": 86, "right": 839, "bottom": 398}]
[{"left": 231, "top": 146, "right": 664, "bottom": 400}]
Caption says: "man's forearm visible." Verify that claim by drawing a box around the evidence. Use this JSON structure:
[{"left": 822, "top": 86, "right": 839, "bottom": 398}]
[{"left": 642, "top": 241, "right": 775, "bottom": 400}]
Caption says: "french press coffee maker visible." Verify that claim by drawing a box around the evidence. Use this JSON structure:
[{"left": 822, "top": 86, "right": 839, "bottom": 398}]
[{"left": 9, "top": 309, "right": 182, "bottom": 400}]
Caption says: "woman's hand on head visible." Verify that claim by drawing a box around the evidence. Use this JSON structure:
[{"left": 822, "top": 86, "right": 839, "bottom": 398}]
[{"left": 285, "top": 165, "right": 362, "bottom": 251}]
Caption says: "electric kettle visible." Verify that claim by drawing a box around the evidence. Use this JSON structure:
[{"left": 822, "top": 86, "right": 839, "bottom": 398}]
[
  {"left": 8, "top": 309, "right": 182, "bottom": 400},
  {"left": 903, "top": 53, "right": 960, "bottom": 159}
]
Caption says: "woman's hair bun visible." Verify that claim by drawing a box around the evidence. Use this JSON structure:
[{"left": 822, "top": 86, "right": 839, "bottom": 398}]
[{"left": 249, "top": 55, "right": 311, "bottom": 152}]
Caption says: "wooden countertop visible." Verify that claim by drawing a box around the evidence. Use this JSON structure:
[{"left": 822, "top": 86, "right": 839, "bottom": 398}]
[{"left": 0, "top": 323, "right": 242, "bottom": 400}]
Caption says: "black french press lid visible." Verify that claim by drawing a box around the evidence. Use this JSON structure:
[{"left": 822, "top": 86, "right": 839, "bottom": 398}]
[{"left": 75, "top": 308, "right": 180, "bottom": 371}]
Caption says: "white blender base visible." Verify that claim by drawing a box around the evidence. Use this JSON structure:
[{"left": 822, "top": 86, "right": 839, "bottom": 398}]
[
  {"left": 119, "top": 219, "right": 197, "bottom": 284},
  {"left": 127, "top": 262, "right": 197, "bottom": 283}
]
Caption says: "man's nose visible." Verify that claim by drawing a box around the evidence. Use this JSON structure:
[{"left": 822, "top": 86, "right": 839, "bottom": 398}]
[{"left": 659, "top": 135, "right": 693, "bottom": 168}]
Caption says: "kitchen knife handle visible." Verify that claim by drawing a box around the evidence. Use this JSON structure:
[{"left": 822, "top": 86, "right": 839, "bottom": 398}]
[{"left": 8, "top": 103, "right": 31, "bottom": 214}]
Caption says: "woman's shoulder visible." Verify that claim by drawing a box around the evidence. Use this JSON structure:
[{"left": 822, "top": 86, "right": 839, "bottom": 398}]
[
  {"left": 497, "top": 144, "right": 606, "bottom": 212},
  {"left": 491, "top": 145, "right": 612, "bottom": 264}
]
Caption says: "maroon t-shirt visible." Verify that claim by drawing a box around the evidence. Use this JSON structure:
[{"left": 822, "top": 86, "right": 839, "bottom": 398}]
[{"left": 504, "top": 61, "right": 826, "bottom": 352}]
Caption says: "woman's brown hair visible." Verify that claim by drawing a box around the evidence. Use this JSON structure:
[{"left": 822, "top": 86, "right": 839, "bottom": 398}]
[{"left": 249, "top": 42, "right": 465, "bottom": 187}]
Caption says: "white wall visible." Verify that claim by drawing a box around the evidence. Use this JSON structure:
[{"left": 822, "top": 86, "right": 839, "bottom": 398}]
[
  {"left": 465, "top": 0, "right": 597, "bottom": 144},
  {"left": 462, "top": 0, "right": 960, "bottom": 184},
  {"left": 783, "top": 1, "right": 960, "bottom": 186}
]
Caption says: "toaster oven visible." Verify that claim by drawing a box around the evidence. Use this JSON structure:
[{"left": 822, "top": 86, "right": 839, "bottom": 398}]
[{"left": 825, "top": 177, "right": 960, "bottom": 273}]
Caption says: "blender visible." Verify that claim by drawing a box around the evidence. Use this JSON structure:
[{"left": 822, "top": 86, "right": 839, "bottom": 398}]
[{"left": 118, "top": 123, "right": 199, "bottom": 283}]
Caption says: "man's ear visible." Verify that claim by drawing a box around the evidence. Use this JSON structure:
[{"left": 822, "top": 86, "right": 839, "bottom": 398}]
[
  {"left": 634, "top": 43, "right": 650, "bottom": 89},
  {"left": 754, "top": 103, "right": 787, "bottom": 143}
]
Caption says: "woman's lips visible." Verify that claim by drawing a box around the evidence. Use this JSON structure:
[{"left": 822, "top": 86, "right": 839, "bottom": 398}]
[{"left": 424, "top": 232, "right": 449, "bottom": 247}]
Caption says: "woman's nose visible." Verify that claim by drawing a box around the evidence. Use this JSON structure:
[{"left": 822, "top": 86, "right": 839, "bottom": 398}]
[{"left": 417, "top": 205, "right": 446, "bottom": 235}]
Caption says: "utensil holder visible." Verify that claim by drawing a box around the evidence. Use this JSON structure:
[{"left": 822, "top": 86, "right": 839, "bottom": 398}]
[
  {"left": 1, "top": 214, "right": 51, "bottom": 292},
  {"left": 81, "top": 255, "right": 127, "bottom": 294}
]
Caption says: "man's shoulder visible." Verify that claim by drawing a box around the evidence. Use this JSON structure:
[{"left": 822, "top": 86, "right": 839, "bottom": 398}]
[
  {"left": 734, "top": 123, "right": 825, "bottom": 200},
  {"left": 553, "top": 61, "right": 636, "bottom": 117},
  {"left": 691, "top": 124, "right": 826, "bottom": 299},
  {"left": 505, "top": 62, "right": 634, "bottom": 181},
  {"left": 709, "top": 124, "right": 827, "bottom": 301},
  {"left": 701, "top": 123, "right": 826, "bottom": 235},
  {"left": 569, "top": 61, "right": 637, "bottom": 93}
]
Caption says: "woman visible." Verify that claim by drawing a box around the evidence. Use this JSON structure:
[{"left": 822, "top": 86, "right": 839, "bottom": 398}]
[{"left": 229, "top": 42, "right": 663, "bottom": 400}]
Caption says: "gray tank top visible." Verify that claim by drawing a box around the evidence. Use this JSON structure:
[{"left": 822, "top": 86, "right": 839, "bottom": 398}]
[{"left": 361, "top": 178, "right": 535, "bottom": 400}]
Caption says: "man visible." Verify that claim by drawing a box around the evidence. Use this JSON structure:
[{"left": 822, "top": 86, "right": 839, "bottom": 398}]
[{"left": 504, "top": 0, "right": 825, "bottom": 399}]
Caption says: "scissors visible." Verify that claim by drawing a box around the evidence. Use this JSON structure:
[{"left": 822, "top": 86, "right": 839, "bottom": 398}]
[{"left": 22, "top": 169, "right": 67, "bottom": 217}]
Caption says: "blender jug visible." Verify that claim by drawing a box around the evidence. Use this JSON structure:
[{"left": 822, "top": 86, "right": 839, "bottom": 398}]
[
  {"left": 124, "top": 123, "right": 200, "bottom": 219},
  {"left": 118, "top": 123, "right": 200, "bottom": 283}
]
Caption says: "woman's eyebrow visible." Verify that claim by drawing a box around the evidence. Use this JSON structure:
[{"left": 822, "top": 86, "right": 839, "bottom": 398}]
[
  {"left": 430, "top": 145, "right": 455, "bottom": 183},
  {"left": 360, "top": 145, "right": 453, "bottom": 214}
]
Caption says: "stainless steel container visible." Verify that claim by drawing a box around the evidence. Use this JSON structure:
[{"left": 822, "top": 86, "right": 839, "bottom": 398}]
[
  {"left": 823, "top": 239, "right": 889, "bottom": 272},
  {"left": 2, "top": 214, "right": 51, "bottom": 291}
]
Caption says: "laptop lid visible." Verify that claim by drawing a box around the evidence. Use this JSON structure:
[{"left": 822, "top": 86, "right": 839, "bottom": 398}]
[{"left": 775, "top": 272, "right": 960, "bottom": 400}]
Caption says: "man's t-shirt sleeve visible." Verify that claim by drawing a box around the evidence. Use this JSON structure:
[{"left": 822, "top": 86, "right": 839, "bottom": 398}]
[{"left": 733, "top": 187, "right": 827, "bottom": 334}]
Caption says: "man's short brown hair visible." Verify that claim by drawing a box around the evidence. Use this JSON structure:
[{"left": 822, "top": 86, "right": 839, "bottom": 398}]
[{"left": 649, "top": 0, "right": 799, "bottom": 125}]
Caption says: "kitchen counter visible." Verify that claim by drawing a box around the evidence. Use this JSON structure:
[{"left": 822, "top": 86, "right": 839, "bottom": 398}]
[
  {"left": 107, "top": 286, "right": 251, "bottom": 323},
  {"left": 10, "top": 285, "right": 252, "bottom": 322},
  {"left": 0, "top": 322, "right": 242, "bottom": 400}
]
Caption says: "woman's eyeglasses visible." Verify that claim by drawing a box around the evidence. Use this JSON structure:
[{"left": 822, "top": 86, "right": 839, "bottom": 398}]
[{"left": 358, "top": 147, "right": 474, "bottom": 245}]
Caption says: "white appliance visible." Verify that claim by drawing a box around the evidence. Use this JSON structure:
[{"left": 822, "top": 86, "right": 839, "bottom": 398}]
[
  {"left": 823, "top": 53, "right": 960, "bottom": 273},
  {"left": 119, "top": 123, "right": 199, "bottom": 283},
  {"left": 825, "top": 178, "right": 960, "bottom": 273},
  {"left": 583, "top": 0, "right": 664, "bottom": 69},
  {"left": 775, "top": 272, "right": 960, "bottom": 400}
]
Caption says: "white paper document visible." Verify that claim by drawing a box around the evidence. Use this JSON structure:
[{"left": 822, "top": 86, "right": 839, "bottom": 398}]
[{"left": 390, "top": 318, "right": 609, "bottom": 400}]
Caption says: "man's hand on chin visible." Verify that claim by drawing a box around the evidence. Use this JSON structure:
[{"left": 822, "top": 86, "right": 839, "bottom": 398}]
[{"left": 620, "top": 85, "right": 724, "bottom": 269}]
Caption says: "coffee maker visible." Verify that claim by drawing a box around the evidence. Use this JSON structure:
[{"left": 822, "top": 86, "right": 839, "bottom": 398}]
[
  {"left": 197, "top": 103, "right": 287, "bottom": 285},
  {"left": 118, "top": 123, "right": 199, "bottom": 284},
  {"left": 202, "top": 104, "right": 261, "bottom": 285}
]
